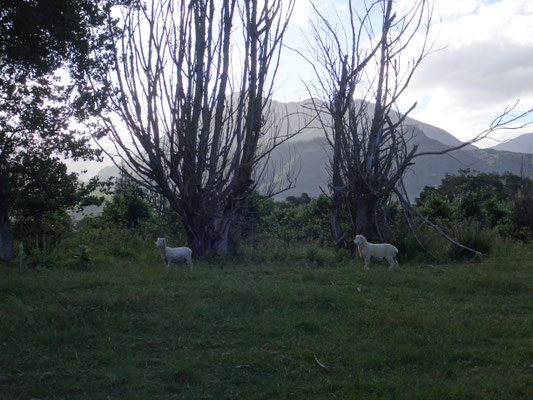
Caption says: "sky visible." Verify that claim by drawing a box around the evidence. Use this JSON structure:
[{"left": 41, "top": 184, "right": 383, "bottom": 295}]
[{"left": 277, "top": 0, "right": 533, "bottom": 147}]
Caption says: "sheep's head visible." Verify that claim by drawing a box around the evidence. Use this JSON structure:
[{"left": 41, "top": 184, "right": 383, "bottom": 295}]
[
  {"left": 353, "top": 235, "right": 366, "bottom": 245},
  {"left": 155, "top": 238, "right": 166, "bottom": 248}
]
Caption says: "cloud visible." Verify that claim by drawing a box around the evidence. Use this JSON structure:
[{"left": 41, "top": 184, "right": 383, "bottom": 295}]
[
  {"left": 275, "top": 0, "right": 533, "bottom": 145},
  {"left": 287, "top": 0, "right": 312, "bottom": 26},
  {"left": 403, "top": 0, "right": 533, "bottom": 144},
  {"left": 434, "top": 0, "right": 483, "bottom": 20},
  {"left": 412, "top": 41, "right": 533, "bottom": 105}
]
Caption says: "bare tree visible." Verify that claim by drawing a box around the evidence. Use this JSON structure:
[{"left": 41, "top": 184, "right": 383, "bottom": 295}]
[
  {"left": 94, "top": 0, "right": 296, "bottom": 255},
  {"left": 304, "top": 0, "right": 432, "bottom": 244},
  {"left": 306, "top": 0, "right": 532, "bottom": 249}
]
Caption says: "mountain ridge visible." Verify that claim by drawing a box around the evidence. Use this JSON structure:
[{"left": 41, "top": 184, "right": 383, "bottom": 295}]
[
  {"left": 490, "top": 133, "right": 533, "bottom": 153},
  {"left": 91, "top": 99, "right": 531, "bottom": 200}
]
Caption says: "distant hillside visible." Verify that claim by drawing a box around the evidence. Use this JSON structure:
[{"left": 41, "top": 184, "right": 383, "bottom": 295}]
[
  {"left": 363, "top": 100, "right": 473, "bottom": 149},
  {"left": 271, "top": 127, "right": 531, "bottom": 200},
  {"left": 96, "top": 165, "right": 120, "bottom": 180},
  {"left": 90, "top": 99, "right": 532, "bottom": 202},
  {"left": 490, "top": 133, "right": 533, "bottom": 153}
]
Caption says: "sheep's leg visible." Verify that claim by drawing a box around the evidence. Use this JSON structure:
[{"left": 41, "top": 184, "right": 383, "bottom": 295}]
[
  {"left": 363, "top": 258, "right": 370, "bottom": 270},
  {"left": 388, "top": 257, "right": 399, "bottom": 269},
  {"left": 187, "top": 259, "right": 193, "bottom": 272},
  {"left": 166, "top": 260, "right": 171, "bottom": 272}
]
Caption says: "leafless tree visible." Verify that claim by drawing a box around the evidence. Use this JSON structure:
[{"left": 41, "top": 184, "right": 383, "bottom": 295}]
[
  {"left": 304, "top": 0, "right": 432, "bottom": 245},
  {"left": 306, "top": 0, "right": 532, "bottom": 250},
  {"left": 94, "top": 0, "right": 296, "bottom": 255}
]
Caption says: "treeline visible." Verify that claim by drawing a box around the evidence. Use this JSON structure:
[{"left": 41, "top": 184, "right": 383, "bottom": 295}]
[
  {"left": 415, "top": 169, "right": 533, "bottom": 240},
  {"left": 257, "top": 169, "right": 533, "bottom": 260},
  {"left": 9, "top": 168, "right": 533, "bottom": 268}
]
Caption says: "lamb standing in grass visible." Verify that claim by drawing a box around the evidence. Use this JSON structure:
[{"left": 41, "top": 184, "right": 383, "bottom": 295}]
[
  {"left": 353, "top": 234, "right": 399, "bottom": 270},
  {"left": 155, "top": 238, "right": 193, "bottom": 272}
]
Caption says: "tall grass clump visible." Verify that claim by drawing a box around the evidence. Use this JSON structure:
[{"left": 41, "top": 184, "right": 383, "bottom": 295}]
[{"left": 446, "top": 220, "right": 499, "bottom": 260}]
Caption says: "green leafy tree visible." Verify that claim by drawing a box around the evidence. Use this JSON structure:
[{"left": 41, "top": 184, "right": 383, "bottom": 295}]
[
  {"left": 9, "top": 156, "right": 105, "bottom": 253},
  {"left": 0, "top": 0, "right": 122, "bottom": 260},
  {"left": 102, "top": 175, "right": 152, "bottom": 229},
  {"left": 260, "top": 194, "right": 331, "bottom": 243},
  {"left": 415, "top": 170, "right": 533, "bottom": 240}
]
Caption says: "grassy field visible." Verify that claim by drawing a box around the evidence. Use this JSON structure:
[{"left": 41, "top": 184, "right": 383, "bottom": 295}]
[{"left": 1, "top": 243, "right": 533, "bottom": 399}]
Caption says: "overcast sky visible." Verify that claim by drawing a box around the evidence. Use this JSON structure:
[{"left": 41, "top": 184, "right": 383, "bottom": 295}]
[{"left": 277, "top": 0, "right": 533, "bottom": 147}]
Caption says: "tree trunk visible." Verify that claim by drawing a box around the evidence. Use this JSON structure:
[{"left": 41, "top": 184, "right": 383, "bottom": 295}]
[
  {"left": 354, "top": 197, "right": 370, "bottom": 238},
  {"left": 330, "top": 198, "right": 345, "bottom": 247},
  {"left": 184, "top": 216, "right": 233, "bottom": 257},
  {"left": 0, "top": 207, "right": 14, "bottom": 261},
  {"left": 330, "top": 122, "right": 347, "bottom": 248}
]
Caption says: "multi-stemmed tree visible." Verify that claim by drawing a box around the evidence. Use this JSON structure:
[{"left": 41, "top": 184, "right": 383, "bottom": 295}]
[
  {"left": 303, "top": 0, "right": 433, "bottom": 245},
  {"left": 95, "top": 0, "right": 296, "bottom": 255},
  {"left": 306, "top": 0, "right": 532, "bottom": 250}
]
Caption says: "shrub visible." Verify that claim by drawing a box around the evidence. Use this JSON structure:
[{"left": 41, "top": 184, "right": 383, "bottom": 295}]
[
  {"left": 13, "top": 210, "right": 72, "bottom": 255},
  {"left": 446, "top": 220, "right": 498, "bottom": 261}
]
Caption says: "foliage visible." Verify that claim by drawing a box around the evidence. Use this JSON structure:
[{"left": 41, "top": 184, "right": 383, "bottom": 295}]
[
  {"left": 102, "top": 175, "right": 153, "bottom": 229},
  {"left": 13, "top": 210, "right": 72, "bottom": 255},
  {"left": 10, "top": 156, "right": 105, "bottom": 217},
  {"left": 258, "top": 194, "right": 331, "bottom": 244},
  {"left": 0, "top": 0, "right": 118, "bottom": 175},
  {"left": 0, "top": 0, "right": 123, "bottom": 260},
  {"left": 14, "top": 240, "right": 58, "bottom": 269},
  {"left": 97, "top": 172, "right": 187, "bottom": 246},
  {"left": 415, "top": 170, "right": 533, "bottom": 241},
  {"left": 7, "top": 157, "right": 107, "bottom": 256},
  {"left": 71, "top": 245, "right": 92, "bottom": 270}
]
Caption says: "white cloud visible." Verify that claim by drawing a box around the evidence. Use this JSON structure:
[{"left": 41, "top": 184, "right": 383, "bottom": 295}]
[
  {"left": 434, "top": 0, "right": 483, "bottom": 20},
  {"left": 289, "top": 0, "right": 312, "bottom": 26},
  {"left": 402, "top": 0, "right": 533, "bottom": 145},
  {"left": 264, "top": 0, "right": 533, "bottom": 146}
]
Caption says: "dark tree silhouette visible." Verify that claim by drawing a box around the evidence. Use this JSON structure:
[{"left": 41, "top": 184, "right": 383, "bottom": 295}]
[
  {"left": 0, "top": 0, "right": 118, "bottom": 260},
  {"left": 94, "top": 0, "right": 297, "bottom": 255}
]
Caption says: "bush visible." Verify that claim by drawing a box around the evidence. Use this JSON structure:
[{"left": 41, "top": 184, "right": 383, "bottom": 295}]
[
  {"left": 70, "top": 245, "right": 92, "bottom": 270},
  {"left": 446, "top": 220, "right": 498, "bottom": 261},
  {"left": 15, "top": 242, "right": 58, "bottom": 269},
  {"left": 258, "top": 194, "right": 331, "bottom": 244},
  {"left": 13, "top": 209, "right": 72, "bottom": 255}
]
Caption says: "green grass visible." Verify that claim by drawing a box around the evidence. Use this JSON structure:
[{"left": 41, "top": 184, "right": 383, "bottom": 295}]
[{"left": 1, "top": 245, "right": 533, "bottom": 399}]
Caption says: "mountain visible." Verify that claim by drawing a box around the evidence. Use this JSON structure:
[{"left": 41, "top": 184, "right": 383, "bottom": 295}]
[
  {"left": 268, "top": 99, "right": 528, "bottom": 199},
  {"left": 90, "top": 99, "right": 532, "bottom": 202},
  {"left": 273, "top": 129, "right": 530, "bottom": 200},
  {"left": 95, "top": 165, "right": 120, "bottom": 180},
  {"left": 490, "top": 133, "right": 533, "bottom": 153}
]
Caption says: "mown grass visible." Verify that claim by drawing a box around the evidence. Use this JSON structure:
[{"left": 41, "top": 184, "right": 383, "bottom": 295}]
[{"left": 1, "top": 243, "right": 533, "bottom": 399}]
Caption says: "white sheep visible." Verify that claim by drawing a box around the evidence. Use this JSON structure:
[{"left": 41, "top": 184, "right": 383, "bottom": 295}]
[
  {"left": 155, "top": 238, "right": 193, "bottom": 272},
  {"left": 353, "top": 234, "right": 399, "bottom": 270}
]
